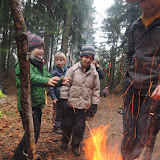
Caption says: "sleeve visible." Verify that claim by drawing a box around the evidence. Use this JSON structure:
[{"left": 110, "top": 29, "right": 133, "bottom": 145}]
[
  {"left": 92, "top": 72, "right": 100, "bottom": 105},
  {"left": 49, "top": 70, "right": 57, "bottom": 100},
  {"left": 30, "top": 64, "right": 51, "bottom": 86},
  {"left": 96, "top": 67, "right": 104, "bottom": 79},
  {"left": 15, "top": 63, "right": 21, "bottom": 87},
  {"left": 60, "top": 68, "right": 73, "bottom": 100},
  {"left": 124, "top": 23, "right": 136, "bottom": 81}
]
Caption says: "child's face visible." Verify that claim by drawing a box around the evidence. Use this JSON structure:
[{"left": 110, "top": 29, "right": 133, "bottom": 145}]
[
  {"left": 30, "top": 46, "right": 44, "bottom": 59},
  {"left": 92, "top": 60, "right": 96, "bottom": 66},
  {"left": 140, "top": 0, "right": 160, "bottom": 17},
  {"left": 55, "top": 58, "right": 66, "bottom": 68},
  {"left": 81, "top": 55, "right": 93, "bottom": 69}
]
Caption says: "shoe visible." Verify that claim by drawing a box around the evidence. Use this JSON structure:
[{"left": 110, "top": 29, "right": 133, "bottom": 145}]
[
  {"left": 56, "top": 128, "right": 62, "bottom": 134},
  {"left": 72, "top": 147, "right": 80, "bottom": 157}
]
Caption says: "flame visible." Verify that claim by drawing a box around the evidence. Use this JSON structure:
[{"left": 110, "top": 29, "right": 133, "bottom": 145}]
[{"left": 84, "top": 125, "right": 122, "bottom": 160}]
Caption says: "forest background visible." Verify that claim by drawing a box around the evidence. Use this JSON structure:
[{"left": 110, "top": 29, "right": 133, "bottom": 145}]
[
  {"left": 0, "top": 0, "right": 142, "bottom": 92},
  {"left": 1, "top": 1, "right": 160, "bottom": 159}
]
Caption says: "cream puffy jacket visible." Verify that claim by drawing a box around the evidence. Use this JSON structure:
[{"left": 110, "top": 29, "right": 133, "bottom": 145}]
[{"left": 60, "top": 62, "right": 100, "bottom": 109}]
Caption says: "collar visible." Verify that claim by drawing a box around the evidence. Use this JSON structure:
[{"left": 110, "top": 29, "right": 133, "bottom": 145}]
[
  {"left": 80, "top": 62, "right": 91, "bottom": 72},
  {"left": 54, "top": 65, "right": 67, "bottom": 73},
  {"left": 29, "top": 55, "right": 44, "bottom": 71},
  {"left": 140, "top": 8, "right": 160, "bottom": 29}
]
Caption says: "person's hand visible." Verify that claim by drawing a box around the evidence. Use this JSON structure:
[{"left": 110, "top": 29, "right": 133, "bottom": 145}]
[
  {"left": 62, "top": 77, "right": 70, "bottom": 85},
  {"left": 53, "top": 98, "right": 58, "bottom": 104},
  {"left": 87, "top": 104, "right": 97, "bottom": 117},
  {"left": 91, "top": 104, "right": 97, "bottom": 114},
  {"left": 47, "top": 76, "right": 60, "bottom": 86},
  {"left": 95, "top": 62, "right": 99, "bottom": 68},
  {"left": 92, "top": 61, "right": 99, "bottom": 68},
  {"left": 151, "top": 84, "right": 160, "bottom": 100}
]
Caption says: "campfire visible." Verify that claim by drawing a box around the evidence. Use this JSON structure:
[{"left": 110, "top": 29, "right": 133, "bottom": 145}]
[{"left": 84, "top": 125, "right": 122, "bottom": 160}]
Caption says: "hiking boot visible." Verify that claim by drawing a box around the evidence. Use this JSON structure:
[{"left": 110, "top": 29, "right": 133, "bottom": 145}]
[
  {"left": 61, "top": 142, "right": 68, "bottom": 150},
  {"left": 72, "top": 147, "right": 80, "bottom": 157},
  {"left": 56, "top": 128, "right": 62, "bottom": 134}
]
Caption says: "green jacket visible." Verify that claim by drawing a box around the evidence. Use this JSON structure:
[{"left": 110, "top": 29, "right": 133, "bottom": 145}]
[{"left": 15, "top": 62, "right": 52, "bottom": 111}]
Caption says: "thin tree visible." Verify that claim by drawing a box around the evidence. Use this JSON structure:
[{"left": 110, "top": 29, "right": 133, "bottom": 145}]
[
  {"left": 9, "top": 0, "right": 36, "bottom": 159},
  {"left": 61, "top": 0, "right": 73, "bottom": 55}
]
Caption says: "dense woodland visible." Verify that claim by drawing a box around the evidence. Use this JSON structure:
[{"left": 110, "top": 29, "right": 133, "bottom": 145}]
[{"left": 0, "top": 0, "right": 141, "bottom": 91}]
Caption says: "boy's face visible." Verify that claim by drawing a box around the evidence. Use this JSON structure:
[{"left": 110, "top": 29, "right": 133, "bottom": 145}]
[
  {"left": 55, "top": 58, "right": 66, "bottom": 68},
  {"left": 139, "top": 0, "right": 160, "bottom": 17},
  {"left": 30, "top": 46, "right": 44, "bottom": 59},
  {"left": 81, "top": 55, "right": 93, "bottom": 69}
]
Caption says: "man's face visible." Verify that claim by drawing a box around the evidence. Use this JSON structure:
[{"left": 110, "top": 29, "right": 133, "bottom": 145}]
[{"left": 139, "top": 0, "right": 160, "bottom": 17}]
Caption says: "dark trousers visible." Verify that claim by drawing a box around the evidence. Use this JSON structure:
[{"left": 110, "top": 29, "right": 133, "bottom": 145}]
[
  {"left": 61, "top": 107, "right": 87, "bottom": 148},
  {"left": 12, "top": 107, "right": 42, "bottom": 160},
  {"left": 53, "top": 100, "right": 64, "bottom": 129},
  {"left": 121, "top": 90, "right": 160, "bottom": 160}
]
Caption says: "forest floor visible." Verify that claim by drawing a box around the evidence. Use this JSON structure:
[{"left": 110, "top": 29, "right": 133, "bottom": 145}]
[{"left": 0, "top": 70, "right": 160, "bottom": 160}]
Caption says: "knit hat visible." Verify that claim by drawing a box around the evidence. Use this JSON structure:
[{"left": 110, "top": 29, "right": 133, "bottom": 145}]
[
  {"left": 27, "top": 31, "right": 44, "bottom": 51},
  {"left": 80, "top": 44, "right": 95, "bottom": 59}
]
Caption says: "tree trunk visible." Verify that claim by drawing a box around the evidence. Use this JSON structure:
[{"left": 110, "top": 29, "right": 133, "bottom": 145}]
[
  {"left": 61, "top": 0, "right": 72, "bottom": 55},
  {"left": 9, "top": 0, "right": 36, "bottom": 159},
  {"left": 44, "top": 32, "right": 50, "bottom": 67},
  {"left": 1, "top": 28, "right": 8, "bottom": 71},
  {"left": 110, "top": 47, "right": 116, "bottom": 90},
  {"left": 49, "top": 35, "right": 54, "bottom": 72}
]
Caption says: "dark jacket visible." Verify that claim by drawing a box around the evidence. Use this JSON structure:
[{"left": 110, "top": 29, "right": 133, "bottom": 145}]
[
  {"left": 96, "top": 67, "right": 104, "bottom": 79},
  {"left": 49, "top": 65, "right": 67, "bottom": 100},
  {"left": 125, "top": 17, "right": 160, "bottom": 90}
]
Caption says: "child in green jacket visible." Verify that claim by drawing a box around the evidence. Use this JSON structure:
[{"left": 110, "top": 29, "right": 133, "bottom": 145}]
[{"left": 12, "top": 32, "right": 68, "bottom": 160}]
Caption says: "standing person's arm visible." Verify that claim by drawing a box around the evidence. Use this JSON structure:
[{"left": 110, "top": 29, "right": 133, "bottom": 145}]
[
  {"left": 60, "top": 68, "right": 72, "bottom": 100},
  {"left": 151, "top": 85, "right": 160, "bottom": 100},
  {"left": 89, "top": 73, "right": 100, "bottom": 115},
  {"left": 96, "top": 67, "right": 104, "bottom": 79},
  {"left": 92, "top": 73, "right": 100, "bottom": 105},
  {"left": 49, "top": 70, "right": 58, "bottom": 102},
  {"left": 29, "top": 64, "right": 60, "bottom": 87},
  {"left": 15, "top": 63, "right": 21, "bottom": 87},
  {"left": 124, "top": 24, "right": 136, "bottom": 80}
]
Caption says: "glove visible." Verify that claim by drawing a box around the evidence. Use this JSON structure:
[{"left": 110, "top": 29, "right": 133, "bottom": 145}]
[
  {"left": 91, "top": 104, "right": 97, "bottom": 114},
  {"left": 87, "top": 104, "right": 97, "bottom": 117}
]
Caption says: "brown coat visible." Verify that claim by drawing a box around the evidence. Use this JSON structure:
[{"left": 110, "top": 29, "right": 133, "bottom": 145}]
[{"left": 60, "top": 62, "right": 100, "bottom": 109}]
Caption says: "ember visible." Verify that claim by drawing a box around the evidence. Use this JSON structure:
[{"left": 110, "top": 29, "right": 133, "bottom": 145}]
[{"left": 84, "top": 125, "right": 122, "bottom": 160}]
